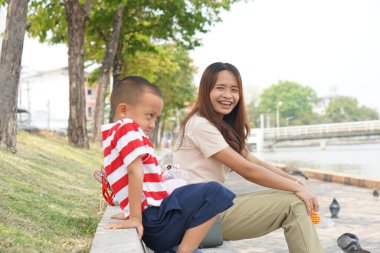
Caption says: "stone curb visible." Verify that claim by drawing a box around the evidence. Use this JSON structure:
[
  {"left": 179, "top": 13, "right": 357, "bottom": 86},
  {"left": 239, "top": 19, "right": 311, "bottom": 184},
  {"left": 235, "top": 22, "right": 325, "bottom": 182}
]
[
  {"left": 90, "top": 206, "right": 240, "bottom": 253},
  {"left": 273, "top": 163, "right": 380, "bottom": 189},
  {"left": 90, "top": 206, "right": 145, "bottom": 253}
]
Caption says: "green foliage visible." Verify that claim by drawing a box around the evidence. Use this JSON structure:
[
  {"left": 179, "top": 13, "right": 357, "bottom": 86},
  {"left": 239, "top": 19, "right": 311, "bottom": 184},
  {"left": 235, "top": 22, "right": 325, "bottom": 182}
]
[
  {"left": 87, "top": 66, "right": 101, "bottom": 86},
  {"left": 259, "top": 80, "right": 319, "bottom": 126},
  {"left": 0, "top": 131, "right": 103, "bottom": 252},
  {"left": 27, "top": 0, "right": 67, "bottom": 43},
  {"left": 82, "top": 0, "right": 240, "bottom": 74},
  {"left": 87, "top": 43, "right": 196, "bottom": 120},
  {"left": 251, "top": 82, "right": 379, "bottom": 126},
  {"left": 118, "top": 43, "right": 197, "bottom": 146},
  {"left": 26, "top": 0, "right": 239, "bottom": 65},
  {"left": 246, "top": 101, "right": 265, "bottom": 128},
  {"left": 325, "top": 96, "right": 379, "bottom": 123},
  {"left": 125, "top": 43, "right": 197, "bottom": 116},
  {"left": 143, "top": 0, "right": 237, "bottom": 49}
]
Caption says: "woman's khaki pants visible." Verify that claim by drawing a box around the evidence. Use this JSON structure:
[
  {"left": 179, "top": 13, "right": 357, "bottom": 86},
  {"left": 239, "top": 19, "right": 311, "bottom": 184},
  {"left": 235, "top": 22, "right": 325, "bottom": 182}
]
[{"left": 220, "top": 190, "right": 323, "bottom": 253}]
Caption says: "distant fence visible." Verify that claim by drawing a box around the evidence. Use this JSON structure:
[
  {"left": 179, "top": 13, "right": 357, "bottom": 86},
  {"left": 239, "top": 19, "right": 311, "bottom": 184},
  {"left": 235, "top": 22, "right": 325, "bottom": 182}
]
[{"left": 249, "top": 120, "right": 380, "bottom": 147}]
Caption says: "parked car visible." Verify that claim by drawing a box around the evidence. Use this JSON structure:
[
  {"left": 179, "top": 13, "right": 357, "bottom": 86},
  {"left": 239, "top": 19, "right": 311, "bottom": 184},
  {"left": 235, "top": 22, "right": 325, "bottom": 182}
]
[{"left": 16, "top": 107, "right": 36, "bottom": 131}]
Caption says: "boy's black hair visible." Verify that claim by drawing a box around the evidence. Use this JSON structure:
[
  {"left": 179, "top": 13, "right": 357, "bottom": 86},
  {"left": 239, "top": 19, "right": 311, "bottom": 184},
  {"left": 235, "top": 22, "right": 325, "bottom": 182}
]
[{"left": 110, "top": 76, "right": 162, "bottom": 114}]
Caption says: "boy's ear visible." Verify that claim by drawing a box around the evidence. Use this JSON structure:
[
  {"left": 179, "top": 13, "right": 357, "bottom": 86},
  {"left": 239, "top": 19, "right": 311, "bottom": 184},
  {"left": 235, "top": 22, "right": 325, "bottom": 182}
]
[
  {"left": 114, "top": 103, "right": 128, "bottom": 120},
  {"left": 117, "top": 103, "right": 128, "bottom": 113}
]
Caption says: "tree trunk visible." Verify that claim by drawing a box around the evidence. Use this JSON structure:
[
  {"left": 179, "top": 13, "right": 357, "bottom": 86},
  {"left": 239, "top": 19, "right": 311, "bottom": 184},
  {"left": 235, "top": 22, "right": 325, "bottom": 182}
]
[
  {"left": 92, "top": 5, "right": 124, "bottom": 143},
  {"left": 152, "top": 116, "right": 160, "bottom": 148},
  {"left": 0, "top": 0, "right": 29, "bottom": 153},
  {"left": 159, "top": 118, "right": 166, "bottom": 148},
  {"left": 64, "top": 0, "right": 92, "bottom": 149},
  {"left": 109, "top": 37, "right": 125, "bottom": 122},
  {"left": 112, "top": 38, "right": 124, "bottom": 89}
]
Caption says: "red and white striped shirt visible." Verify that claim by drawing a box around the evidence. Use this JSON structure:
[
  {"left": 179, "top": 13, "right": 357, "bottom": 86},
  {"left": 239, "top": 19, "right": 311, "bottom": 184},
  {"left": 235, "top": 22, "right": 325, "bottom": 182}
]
[{"left": 101, "top": 118, "right": 169, "bottom": 219}]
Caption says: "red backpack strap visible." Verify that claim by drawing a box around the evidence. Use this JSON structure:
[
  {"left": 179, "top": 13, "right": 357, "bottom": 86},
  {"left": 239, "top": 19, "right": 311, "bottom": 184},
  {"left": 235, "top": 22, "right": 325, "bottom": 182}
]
[
  {"left": 93, "top": 167, "right": 115, "bottom": 206},
  {"left": 101, "top": 175, "right": 115, "bottom": 206}
]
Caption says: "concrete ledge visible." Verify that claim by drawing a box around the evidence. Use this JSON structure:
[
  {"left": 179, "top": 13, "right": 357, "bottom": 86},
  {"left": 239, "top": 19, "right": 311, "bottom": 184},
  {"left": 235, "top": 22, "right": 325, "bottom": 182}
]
[
  {"left": 273, "top": 163, "right": 380, "bottom": 189},
  {"left": 302, "top": 168, "right": 380, "bottom": 189},
  {"left": 90, "top": 205, "right": 239, "bottom": 253},
  {"left": 90, "top": 206, "right": 145, "bottom": 253}
]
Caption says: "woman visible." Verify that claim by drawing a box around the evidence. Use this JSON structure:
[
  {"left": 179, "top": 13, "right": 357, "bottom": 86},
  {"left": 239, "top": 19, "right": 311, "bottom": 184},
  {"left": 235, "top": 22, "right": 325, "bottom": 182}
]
[{"left": 173, "top": 62, "right": 323, "bottom": 253}]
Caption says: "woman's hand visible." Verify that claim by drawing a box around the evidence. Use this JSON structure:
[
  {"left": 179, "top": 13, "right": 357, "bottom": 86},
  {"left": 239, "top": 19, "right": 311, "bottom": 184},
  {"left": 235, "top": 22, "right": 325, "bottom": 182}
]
[
  {"left": 294, "top": 185, "right": 319, "bottom": 216},
  {"left": 106, "top": 217, "right": 144, "bottom": 239},
  {"left": 300, "top": 181, "right": 319, "bottom": 212}
]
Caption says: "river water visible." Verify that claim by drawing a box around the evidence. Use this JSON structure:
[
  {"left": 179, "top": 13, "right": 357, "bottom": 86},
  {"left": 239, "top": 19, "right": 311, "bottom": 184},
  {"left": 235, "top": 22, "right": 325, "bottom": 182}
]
[{"left": 255, "top": 143, "right": 380, "bottom": 180}]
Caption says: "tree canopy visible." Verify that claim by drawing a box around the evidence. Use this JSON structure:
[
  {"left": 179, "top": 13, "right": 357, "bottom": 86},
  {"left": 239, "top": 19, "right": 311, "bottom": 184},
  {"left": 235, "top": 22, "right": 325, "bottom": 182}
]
[
  {"left": 27, "top": 0, "right": 239, "bottom": 64},
  {"left": 125, "top": 44, "right": 196, "bottom": 114},
  {"left": 123, "top": 43, "right": 197, "bottom": 146},
  {"left": 24, "top": 0, "right": 240, "bottom": 144},
  {"left": 325, "top": 96, "right": 379, "bottom": 123},
  {"left": 258, "top": 80, "right": 319, "bottom": 126},
  {"left": 247, "top": 81, "right": 379, "bottom": 127}
]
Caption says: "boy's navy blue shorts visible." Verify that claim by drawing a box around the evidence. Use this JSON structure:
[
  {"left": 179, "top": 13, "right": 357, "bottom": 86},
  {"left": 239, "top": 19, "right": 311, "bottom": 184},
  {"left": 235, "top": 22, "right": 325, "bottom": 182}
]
[{"left": 142, "top": 181, "right": 235, "bottom": 253}]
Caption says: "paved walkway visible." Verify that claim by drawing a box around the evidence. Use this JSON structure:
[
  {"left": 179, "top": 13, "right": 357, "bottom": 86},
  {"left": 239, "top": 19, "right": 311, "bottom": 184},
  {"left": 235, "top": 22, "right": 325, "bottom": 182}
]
[{"left": 223, "top": 172, "right": 380, "bottom": 253}]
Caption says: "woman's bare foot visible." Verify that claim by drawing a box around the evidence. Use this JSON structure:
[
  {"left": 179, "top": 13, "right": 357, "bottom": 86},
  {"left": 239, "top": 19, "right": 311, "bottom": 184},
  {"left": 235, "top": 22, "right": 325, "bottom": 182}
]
[{"left": 111, "top": 212, "right": 126, "bottom": 220}]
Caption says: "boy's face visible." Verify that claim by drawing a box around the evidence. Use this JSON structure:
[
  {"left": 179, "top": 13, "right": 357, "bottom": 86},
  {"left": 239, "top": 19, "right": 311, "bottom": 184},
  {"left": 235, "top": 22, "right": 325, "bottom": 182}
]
[{"left": 115, "top": 92, "right": 163, "bottom": 136}]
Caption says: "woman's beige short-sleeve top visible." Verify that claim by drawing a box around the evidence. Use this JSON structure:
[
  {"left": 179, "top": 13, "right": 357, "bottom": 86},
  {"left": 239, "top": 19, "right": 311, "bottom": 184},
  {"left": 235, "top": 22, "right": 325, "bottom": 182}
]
[{"left": 173, "top": 114, "right": 230, "bottom": 183}]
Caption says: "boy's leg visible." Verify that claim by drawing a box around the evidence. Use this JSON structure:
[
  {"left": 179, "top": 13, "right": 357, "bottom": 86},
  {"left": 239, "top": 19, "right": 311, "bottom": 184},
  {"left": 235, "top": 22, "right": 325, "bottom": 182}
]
[
  {"left": 220, "top": 190, "right": 323, "bottom": 253},
  {"left": 177, "top": 215, "right": 218, "bottom": 253}
]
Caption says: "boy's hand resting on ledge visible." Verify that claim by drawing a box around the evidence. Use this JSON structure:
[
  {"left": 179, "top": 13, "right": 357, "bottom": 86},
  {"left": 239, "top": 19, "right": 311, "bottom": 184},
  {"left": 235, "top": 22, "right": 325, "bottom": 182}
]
[
  {"left": 111, "top": 212, "right": 126, "bottom": 220},
  {"left": 106, "top": 217, "right": 144, "bottom": 239}
]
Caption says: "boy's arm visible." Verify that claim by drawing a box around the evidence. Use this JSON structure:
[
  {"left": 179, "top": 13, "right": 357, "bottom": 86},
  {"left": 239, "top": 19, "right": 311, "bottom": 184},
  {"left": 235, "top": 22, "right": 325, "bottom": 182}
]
[
  {"left": 106, "top": 156, "right": 144, "bottom": 238},
  {"left": 127, "top": 156, "right": 144, "bottom": 236}
]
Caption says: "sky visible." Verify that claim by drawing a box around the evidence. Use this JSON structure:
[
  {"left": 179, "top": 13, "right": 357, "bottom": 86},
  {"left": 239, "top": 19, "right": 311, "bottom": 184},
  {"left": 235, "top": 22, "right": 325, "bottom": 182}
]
[
  {"left": 1, "top": 0, "right": 380, "bottom": 112},
  {"left": 190, "top": 0, "right": 380, "bottom": 112}
]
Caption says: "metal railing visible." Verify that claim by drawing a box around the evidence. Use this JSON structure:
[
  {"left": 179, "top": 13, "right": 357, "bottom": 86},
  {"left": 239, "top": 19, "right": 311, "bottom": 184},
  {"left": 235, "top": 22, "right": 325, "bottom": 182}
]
[{"left": 250, "top": 120, "right": 380, "bottom": 141}]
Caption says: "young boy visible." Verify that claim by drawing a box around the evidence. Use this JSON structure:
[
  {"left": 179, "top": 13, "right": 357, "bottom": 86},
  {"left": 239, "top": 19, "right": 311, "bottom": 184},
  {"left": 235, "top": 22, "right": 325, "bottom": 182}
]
[{"left": 101, "top": 76, "right": 235, "bottom": 253}]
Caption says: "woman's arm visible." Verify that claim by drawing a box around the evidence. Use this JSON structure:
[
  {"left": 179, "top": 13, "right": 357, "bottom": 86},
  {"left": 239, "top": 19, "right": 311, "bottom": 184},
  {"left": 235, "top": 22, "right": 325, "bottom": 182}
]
[
  {"left": 244, "top": 150, "right": 317, "bottom": 202},
  {"left": 244, "top": 151, "right": 298, "bottom": 181},
  {"left": 212, "top": 147, "right": 318, "bottom": 215}
]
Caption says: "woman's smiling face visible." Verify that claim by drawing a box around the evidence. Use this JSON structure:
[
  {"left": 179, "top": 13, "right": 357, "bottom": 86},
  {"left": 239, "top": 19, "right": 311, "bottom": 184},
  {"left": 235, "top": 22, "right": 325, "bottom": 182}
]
[{"left": 209, "top": 70, "right": 240, "bottom": 118}]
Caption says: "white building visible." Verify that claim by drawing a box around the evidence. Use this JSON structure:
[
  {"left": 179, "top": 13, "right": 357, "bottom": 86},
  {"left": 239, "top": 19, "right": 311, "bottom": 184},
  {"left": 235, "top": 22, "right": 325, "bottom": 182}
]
[
  {"left": 19, "top": 68, "right": 70, "bottom": 130},
  {"left": 18, "top": 67, "right": 98, "bottom": 131}
]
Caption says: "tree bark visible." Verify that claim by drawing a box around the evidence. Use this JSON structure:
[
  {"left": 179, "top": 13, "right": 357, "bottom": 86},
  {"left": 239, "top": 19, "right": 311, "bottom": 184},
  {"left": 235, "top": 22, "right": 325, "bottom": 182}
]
[
  {"left": 159, "top": 118, "right": 166, "bottom": 148},
  {"left": 112, "top": 38, "right": 124, "bottom": 90},
  {"left": 92, "top": 5, "right": 124, "bottom": 143},
  {"left": 0, "top": 0, "right": 29, "bottom": 153},
  {"left": 109, "top": 37, "right": 125, "bottom": 122},
  {"left": 152, "top": 116, "right": 160, "bottom": 148},
  {"left": 64, "top": 0, "right": 92, "bottom": 148}
]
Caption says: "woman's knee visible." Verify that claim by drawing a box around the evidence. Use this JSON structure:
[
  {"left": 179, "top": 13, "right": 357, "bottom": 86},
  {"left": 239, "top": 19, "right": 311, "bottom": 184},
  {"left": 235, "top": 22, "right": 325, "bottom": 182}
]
[
  {"left": 288, "top": 193, "right": 309, "bottom": 216},
  {"left": 272, "top": 191, "right": 308, "bottom": 217}
]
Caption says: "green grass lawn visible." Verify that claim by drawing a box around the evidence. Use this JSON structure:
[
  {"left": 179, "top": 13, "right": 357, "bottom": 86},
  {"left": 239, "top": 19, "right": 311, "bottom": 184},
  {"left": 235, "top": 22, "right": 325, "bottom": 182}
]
[{"left": 0, "top": 131, "right": 105, "bottom": 253}]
